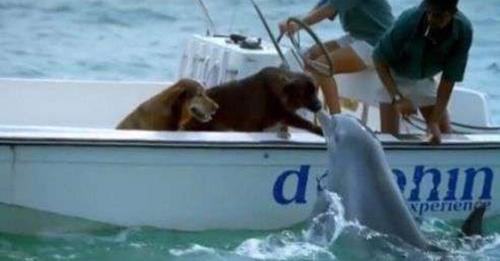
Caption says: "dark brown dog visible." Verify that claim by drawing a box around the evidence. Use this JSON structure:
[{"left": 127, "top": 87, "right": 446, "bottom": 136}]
[
  {"left": 117, "top": 79, "right": 219, "bottom": 130},
  {"left": 182, "top": 67, "right": 323, "bottom": 136}
]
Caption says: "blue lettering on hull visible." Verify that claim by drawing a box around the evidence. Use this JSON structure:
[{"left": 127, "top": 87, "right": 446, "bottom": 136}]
[
  {"left": 273, "top": 165, "right": 310, "bottom": 204},
  {"left": 395, "top": 165, "right": 493, "bottom": 215},
  {"left": 273, "top": 165, "right": 494, "bottom": 216}
]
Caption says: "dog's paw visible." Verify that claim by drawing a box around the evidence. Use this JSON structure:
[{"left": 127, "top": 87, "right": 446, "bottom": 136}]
[
  {"left": 314, "top": 126, "right": 324, "bottom": 137},
  {"left": 277, "top": 128, "right": 291, "bottom": 140}
]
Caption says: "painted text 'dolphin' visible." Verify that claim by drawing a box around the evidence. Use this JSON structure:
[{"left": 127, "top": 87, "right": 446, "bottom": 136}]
[{"left": 273, "top": 165, "right": 494, "bottom": 216}]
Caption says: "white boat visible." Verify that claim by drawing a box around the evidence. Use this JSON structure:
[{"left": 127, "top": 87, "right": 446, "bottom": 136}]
[{"left": 0, "top": 31, "right": 499, "bottom": 234}]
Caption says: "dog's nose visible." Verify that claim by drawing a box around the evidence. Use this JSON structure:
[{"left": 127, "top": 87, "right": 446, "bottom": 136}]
[{"left": 308, "top": 100, "right": 322, "bottom": 112}]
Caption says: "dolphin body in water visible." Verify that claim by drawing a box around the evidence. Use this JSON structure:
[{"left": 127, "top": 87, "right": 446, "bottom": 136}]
[
  {"left": 313, "top": 111, "right": 487, "bottom": 251},
  {"left": 313, "top": 111, "right": 433, "bottom": 250}
]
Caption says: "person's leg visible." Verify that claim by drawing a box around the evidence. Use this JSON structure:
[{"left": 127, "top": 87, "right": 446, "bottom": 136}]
[
  {"left": 312, "top": 72, "right": 342, "bottom": 113},
  {"left": 439, "top": 110, "right": 452, "bottom": 133},
  {"left": 307, "top": 46, "right": 367, "bottom": 114},
  {"left": 380, "top": 103, "right": 400, "bottom": 135},
  {"left": 419, "top": 106, "right": 452, "bottom": 133},
  {"left": 306, "top": 40, "right": 341, "bottom": 60}
]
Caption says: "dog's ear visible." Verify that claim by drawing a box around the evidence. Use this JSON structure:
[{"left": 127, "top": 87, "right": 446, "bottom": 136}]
[
  {"left": 283, "top": 81, "right": 298, "bottom": 97},
  {"left": 261, "top": 67, "right": 294, "bottom": 92},
  {"left": 167, "top": 88, "right": 185, "bottom": 107},
  {"left": 168, "top": 81, "right": 187, "bottom": 99},
  {"left": 164, "top": 83, "right": 191, "bottom": 116},
  {"left": 282, "top": 81, "right": 305, "bottom": 109},
  {"left": 170, "top": 80, "right": 201, "bottom": 106},
  {"left": 277, "top": 72, "right": 293, "bottom": 85}
]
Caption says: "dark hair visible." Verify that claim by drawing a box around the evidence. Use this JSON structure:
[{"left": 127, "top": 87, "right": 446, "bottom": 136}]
[{"left": 424, "top": 0, "right": 459, "bottom": 12}]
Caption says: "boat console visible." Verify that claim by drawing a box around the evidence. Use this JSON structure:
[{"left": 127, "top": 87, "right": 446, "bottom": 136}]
[{"left": 177, "top": 34, "right": 494, "bottom": 133}]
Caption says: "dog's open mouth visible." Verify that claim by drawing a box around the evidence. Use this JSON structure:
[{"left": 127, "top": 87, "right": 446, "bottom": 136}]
[{"left": 190, "top": 106, "right": 214, "bottom": 123}]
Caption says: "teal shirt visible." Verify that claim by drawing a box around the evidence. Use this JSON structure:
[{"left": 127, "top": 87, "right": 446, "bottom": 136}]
[
  {"left": 373, "top": 6, "right": 473, "bottom": 82},
  {"left": 318, "top": 0, "right": 394, "bottom": 46}
]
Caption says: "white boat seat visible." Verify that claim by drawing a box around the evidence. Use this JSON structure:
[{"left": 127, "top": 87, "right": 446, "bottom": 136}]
[
  {"left": 334, "top": 68, "right": 492, "bottom": 128},
  {"left": 335, "top": 68, "right": 389, "bottom": 107}
]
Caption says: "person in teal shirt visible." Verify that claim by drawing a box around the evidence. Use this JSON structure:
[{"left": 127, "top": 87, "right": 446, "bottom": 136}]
[
  {"left": 279, "top": 0, "right": 394, "bottom": 114},
  {"left": 373, "top": 0, "right": 473, "bottom": 144}
]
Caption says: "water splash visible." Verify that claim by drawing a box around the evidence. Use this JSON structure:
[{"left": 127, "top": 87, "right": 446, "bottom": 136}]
[
  {"left": 234, "top": 235, "right": 335, "bottom": 260},
  {"left": 169, "top": 244, "right": 220, "bottom": 257},
  {"left": 229, "top": 190, "right": 438, "bottom": 260},
  {"left": 228, "top": 191, "right": 347, "bottom": 260},
  {"left": 303, "top": 191, "right": 346, "bottom": 247}
]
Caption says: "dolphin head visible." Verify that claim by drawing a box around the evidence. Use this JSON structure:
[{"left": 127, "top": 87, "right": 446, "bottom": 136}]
[{"left": 317, "top": 111, "right": 378, "bottom": 151}]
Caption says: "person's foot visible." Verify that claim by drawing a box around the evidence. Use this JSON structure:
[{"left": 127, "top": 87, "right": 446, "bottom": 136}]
[{"left": 277, "top": 124, "right": 291, "bottom": 140}]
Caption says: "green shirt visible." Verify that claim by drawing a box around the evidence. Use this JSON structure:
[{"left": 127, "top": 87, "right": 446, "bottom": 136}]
[
  {"left": 373, "top": 6, "right": 473, "bottom": 82},
  {"left": 317, "top": 0, "right": 394, "bottom": 46}
]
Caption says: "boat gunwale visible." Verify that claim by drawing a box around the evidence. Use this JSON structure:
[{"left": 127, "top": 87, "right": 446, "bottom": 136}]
[{"left": 1, "top": 134, "right": 500, "bottom": 151}]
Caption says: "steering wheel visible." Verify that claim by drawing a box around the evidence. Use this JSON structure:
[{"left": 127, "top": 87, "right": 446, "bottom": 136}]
[{"left": 283, "top": 17, "right": 335, "bottom": 77}]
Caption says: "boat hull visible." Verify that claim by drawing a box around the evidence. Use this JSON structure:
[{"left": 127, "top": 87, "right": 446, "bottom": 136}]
[
  {"left": 0, "top": 78, "right": 498, "bottom": 232},
  {"left": 0, "top": 130, "right": 499, "bottom": 232}
]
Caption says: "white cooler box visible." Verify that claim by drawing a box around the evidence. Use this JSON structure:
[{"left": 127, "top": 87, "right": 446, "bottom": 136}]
[{"left": 178, "top": 35, "right": 286, "bottom": 87}]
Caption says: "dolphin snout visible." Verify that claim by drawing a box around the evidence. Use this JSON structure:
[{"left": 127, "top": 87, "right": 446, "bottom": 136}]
[{"left": 316, "top": 111, "right": 337, "bottom": 137}]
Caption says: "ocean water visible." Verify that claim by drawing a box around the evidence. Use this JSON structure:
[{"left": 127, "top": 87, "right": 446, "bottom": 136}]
[{"left": 1, "top": 0, "right": 500, "bottom": 260}]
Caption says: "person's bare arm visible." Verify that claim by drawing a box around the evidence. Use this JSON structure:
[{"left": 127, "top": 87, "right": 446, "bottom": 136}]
[
  {"left": 303, "top": 4, "right": 336, "bottom": 26},
  {"left": 426, "top": 79, "right": 454, "bottom": 144},
  {"left": 374, "top": 60, "right": 399, "bottom": 97},
  {"left": 279, "top": 4, "right": 336, "bottom": 35}
]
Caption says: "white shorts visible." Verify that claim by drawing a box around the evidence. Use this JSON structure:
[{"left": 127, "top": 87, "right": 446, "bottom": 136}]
[
  {"left": 336, "top": 35, "right": 374, "bottom": 67},
  {"left": 326, "top": 35, "right": 438, "bottom": 108},
  {"left": 382, "top": 74, "right": 438, "bottom": 108}
]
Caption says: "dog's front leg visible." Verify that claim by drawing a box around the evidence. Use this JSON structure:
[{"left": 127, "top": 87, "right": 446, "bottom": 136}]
[
  {"left": 282, "top": 112, "right": 323, "bottom": 136},
  {"left": 276, "top": 122, "right": 291, "bottom": 140},
  {"left": 179, "top": 118, "right": 203, "bottom": 131}
]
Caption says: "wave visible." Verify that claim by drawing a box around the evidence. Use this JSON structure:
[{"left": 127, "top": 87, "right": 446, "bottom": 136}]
[
  {"left": 43, "top": 4, "right": 76, "bottom": 14},
  {"left": 74, "top": 7, "right": 177, "bottom": 28},
  {"left": 0, "top": 2, "right": 32, "bottom": 10},
  {"left": 120, "top": 7, "right": 177, "bottom": 22},
  {"left": 487, "top": 62, "right": 500, "bottom": 73},
  {"left": 93, "top": 14, "right": 132, "bottom": 28}
]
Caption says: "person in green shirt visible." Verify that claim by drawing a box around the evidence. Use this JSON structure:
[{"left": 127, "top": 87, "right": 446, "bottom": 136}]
[
  {"left": 373, "top": 0, "right": 473, "bottom": 144},
  {"left": 278, "top": 0, "right": 394, "bottom": 114}
]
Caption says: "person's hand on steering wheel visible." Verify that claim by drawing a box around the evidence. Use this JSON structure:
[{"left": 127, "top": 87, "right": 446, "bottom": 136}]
[
  {"left": 284, "top": 17, "right": 335, "bottom": 77},
  {"left": 279, "top": 18, "right": 300, "bottom": 36}
]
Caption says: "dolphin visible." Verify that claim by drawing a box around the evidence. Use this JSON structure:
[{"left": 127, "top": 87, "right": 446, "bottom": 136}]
[
  {"left": 314, "top": 111, "right": 433, "bottom": 250},
  {"left": 461, "top": 203, "right": 487, "bottom": 237}
]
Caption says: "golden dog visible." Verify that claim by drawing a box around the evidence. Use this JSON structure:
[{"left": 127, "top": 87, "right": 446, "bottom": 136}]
[{"left": 117, "top": 79, "right": 218, "bottom": 130}]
